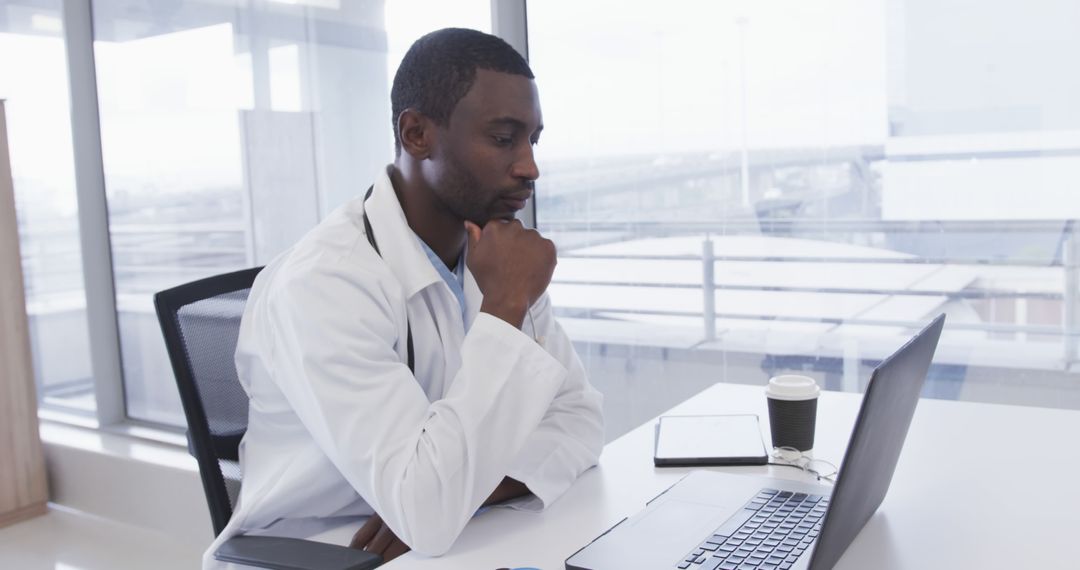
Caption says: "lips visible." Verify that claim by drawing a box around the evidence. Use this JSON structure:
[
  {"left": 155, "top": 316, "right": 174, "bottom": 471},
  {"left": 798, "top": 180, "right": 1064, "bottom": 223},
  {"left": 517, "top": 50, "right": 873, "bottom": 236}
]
[{"left": 500, "top": 189, "right": 533, "bottom": 211}]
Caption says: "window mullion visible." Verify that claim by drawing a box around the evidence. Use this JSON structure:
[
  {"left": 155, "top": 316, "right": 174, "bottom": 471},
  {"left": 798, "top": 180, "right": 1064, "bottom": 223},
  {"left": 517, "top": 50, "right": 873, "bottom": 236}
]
[
  {"left": 62, "top": 0, "right": 126, "bottom": 426},
  {"left": 491, "top": 0, "right": 536, "bottom": 229}
]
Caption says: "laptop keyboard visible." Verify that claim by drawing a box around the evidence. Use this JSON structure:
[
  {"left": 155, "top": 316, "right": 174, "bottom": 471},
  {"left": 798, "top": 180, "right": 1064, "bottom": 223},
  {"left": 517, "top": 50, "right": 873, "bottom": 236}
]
[{"left": 676, "top": 488, "right": 829, "bottom": 570}]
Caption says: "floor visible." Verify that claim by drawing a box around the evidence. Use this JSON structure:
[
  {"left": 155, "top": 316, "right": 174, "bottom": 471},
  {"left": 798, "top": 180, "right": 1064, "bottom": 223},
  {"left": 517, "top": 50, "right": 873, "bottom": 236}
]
[{"left": 0, "top": 505, "right": 204, "bottom": 570}]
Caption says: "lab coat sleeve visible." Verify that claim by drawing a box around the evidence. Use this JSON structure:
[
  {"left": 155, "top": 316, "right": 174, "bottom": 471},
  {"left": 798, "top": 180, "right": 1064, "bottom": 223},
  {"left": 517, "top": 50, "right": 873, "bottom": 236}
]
[
  {"left": 264, "top": 255, "right": 566, "bottom": 556},
  {"left": 505, "top": 292, "right": 605, "bottom": 509}
]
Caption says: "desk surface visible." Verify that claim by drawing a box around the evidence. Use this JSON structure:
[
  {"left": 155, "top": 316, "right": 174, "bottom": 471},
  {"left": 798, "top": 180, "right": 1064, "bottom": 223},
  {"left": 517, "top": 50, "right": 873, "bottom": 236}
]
[{"left": 383, "top": 383, "right": 1080, "bottom": 569}]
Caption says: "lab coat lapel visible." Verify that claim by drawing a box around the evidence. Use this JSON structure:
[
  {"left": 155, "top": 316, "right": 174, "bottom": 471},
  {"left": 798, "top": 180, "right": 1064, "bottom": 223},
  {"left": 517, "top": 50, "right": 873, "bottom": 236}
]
[
  {"left": 363, "top": 168, "right": 440, "bottom": 298},
  {"left": 463, "top": 258, "right": 482, "bottom": 333}
]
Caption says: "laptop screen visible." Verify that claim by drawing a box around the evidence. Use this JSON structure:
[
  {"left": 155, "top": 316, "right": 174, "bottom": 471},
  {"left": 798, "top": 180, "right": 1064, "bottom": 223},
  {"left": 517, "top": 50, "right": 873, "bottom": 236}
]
[{"left": 808, "top": 314, "right": 945, "bottom": 570}]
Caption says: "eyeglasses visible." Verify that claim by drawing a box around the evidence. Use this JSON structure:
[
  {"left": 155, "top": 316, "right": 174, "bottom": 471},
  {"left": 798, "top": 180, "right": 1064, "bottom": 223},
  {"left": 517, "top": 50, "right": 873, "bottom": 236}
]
[{"left": 769, "top": 446, "right": 838, "bottom": 483}]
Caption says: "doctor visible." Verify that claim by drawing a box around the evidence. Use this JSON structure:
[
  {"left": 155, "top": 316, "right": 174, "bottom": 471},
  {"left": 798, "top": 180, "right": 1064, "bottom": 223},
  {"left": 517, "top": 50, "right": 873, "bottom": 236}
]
[{"left": 204, "top": 27, "right": 605, "bottom": 567}]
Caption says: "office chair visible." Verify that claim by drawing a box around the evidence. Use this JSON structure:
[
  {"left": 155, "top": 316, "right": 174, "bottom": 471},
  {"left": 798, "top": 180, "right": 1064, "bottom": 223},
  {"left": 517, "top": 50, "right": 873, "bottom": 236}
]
[{"left": 155, "top": 267, "right": 382, "bottom": 570}]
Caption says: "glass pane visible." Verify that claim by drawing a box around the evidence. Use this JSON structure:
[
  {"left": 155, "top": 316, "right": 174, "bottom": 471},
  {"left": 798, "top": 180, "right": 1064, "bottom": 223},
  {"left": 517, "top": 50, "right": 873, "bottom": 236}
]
[
  {"left": 528, "top": 0, "right": 1080, "bottom": 440},
  {"left": 0, "top": 1, "right": 95, "bottom": 414},
  {"left": 91, "top": 0, "right": 490, "bottom": 426}
]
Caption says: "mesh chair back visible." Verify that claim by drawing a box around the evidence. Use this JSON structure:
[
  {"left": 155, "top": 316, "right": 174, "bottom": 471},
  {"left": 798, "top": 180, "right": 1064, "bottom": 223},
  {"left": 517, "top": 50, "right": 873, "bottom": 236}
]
[{"left": 154, "top": 267, "right": 263, "bottom": 536}]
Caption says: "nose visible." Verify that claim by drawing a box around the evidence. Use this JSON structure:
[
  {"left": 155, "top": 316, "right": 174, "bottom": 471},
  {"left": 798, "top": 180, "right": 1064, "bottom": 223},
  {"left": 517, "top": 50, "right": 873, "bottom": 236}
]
[{"left": 511, "top": 144, "right": 540, "bottom": 183}]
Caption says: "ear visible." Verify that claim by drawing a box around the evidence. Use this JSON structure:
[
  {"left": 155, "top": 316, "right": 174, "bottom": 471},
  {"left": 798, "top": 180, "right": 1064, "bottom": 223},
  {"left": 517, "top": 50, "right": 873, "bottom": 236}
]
[{"left": 397, "top": 109, "right": 435, "bottom": 160}]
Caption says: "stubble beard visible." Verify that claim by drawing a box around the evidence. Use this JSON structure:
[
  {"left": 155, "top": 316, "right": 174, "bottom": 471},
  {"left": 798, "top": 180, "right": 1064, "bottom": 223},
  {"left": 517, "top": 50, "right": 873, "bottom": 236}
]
[{"left": 438, "top": 158, "right": 497, "bottom": 226}]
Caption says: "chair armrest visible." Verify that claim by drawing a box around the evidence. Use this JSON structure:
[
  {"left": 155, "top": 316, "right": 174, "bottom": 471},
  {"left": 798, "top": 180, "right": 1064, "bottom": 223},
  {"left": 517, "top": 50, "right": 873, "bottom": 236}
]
[{"left": 215, "top": 535, "right": 383, "bottom": 570}]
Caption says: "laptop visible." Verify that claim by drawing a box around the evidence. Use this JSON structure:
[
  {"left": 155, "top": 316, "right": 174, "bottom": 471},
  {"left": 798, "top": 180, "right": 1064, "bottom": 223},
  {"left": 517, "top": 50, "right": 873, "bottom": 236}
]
[{"left": 566, "top": 314, "right": 945, "bottom": 570}]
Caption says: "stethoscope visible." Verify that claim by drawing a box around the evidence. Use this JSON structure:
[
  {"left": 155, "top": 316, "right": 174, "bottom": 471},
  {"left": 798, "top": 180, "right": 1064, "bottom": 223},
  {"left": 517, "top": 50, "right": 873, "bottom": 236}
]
[{"left": 362, "top": 185, "right": 415, "bottom": 374}]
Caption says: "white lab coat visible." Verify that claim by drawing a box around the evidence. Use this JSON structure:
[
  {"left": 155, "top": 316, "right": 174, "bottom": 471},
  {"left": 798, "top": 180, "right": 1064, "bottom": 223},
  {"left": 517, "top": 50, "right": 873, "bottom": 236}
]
[{"left": 203, "top": 166, "right": 604, "bottom": 568}]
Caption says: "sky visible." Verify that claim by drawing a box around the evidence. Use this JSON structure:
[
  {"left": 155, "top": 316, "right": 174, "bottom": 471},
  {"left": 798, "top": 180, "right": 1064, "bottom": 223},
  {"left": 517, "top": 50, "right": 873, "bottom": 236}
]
[{"left": 3, "top": 0, "right": 1079, "bottom": 220}]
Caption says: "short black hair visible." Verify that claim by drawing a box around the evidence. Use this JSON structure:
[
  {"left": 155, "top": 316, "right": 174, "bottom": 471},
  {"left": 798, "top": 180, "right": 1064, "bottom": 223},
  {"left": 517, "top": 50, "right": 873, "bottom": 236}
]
[{"left": 391, "top": 28, "right": 534, "bottom": 153}]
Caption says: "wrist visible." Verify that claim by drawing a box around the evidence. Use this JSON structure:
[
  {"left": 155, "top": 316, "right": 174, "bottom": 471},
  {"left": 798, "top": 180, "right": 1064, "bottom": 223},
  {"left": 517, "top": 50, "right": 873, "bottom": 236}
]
[{"left": 480, "top": 296, "right": 528, "bottom": 329}]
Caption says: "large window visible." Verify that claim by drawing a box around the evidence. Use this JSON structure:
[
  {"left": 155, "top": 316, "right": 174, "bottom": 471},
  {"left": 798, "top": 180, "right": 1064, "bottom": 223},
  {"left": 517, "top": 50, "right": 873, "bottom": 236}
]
[
  {"left": 529, "top": 0, "right": 1080, "bottom": 438},
  {"left": 9, "top": 0, "right": 1079, "bottom": 439},
  {"left": 89, "top": 0, "right": 489, "bottom": 426},
  {"left": 0, "top": 1, "right": 95, "bottom": 415}
]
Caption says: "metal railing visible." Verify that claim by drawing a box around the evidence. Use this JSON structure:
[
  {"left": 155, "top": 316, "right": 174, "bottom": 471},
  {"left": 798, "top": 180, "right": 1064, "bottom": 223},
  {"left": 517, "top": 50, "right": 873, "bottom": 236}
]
[
  {"left": 20, "top": 215, "right": 1080, "bottom": 366},
  {"left": 542, "top": 218, "right": 1080, "bottom": 365}
]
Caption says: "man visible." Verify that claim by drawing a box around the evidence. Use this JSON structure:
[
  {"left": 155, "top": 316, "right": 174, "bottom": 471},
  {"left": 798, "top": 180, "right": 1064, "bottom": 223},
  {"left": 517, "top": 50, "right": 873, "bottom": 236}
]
[{"left": 204, "top": 28, "right": 605, "bottom": 567}]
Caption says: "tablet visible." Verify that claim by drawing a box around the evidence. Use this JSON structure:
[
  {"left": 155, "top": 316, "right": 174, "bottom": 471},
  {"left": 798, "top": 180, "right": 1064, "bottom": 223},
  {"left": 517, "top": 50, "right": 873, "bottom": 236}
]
[{"left": 653, "top": 414, "right": 768, "bottom": 466}]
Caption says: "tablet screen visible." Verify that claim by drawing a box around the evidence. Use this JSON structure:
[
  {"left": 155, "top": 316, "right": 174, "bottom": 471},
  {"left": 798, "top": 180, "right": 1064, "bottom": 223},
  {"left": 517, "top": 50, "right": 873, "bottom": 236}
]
[{"left": 654, "top": 414, "right": 768, "bottom": 466}]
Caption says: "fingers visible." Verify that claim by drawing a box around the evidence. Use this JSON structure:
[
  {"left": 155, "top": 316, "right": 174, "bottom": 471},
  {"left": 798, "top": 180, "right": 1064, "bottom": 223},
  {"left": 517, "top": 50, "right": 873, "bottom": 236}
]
[
  {"left": 466, "top": 218, "right": 527, "bottom": 245},
  {"left": 367, "top": 524, "right": 395, "bottom": 555},
  {"left": 464, "top": 220, "right": 482, "bottom": 251},
  {"left": 382, "top": 538, "right": 411, "bottom": 562},
  {"left": 349, "top": 514, "right": 382, "bottom": 549},
  {"left": 349, "top": 513, "right": 411, "bottom": 562}
]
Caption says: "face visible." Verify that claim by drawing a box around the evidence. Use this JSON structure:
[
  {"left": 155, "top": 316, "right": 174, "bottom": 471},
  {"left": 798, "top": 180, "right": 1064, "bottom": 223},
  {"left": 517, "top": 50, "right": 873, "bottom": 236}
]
[{"left": 424, "top": 68, "right": 543, "bottom": 225}]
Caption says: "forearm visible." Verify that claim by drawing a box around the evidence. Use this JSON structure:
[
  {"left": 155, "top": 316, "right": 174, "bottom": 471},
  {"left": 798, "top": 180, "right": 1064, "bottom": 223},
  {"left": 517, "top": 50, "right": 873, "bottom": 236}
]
[
  {"left": 506, "top": 309, "right": 605, "bottom": 508},
  {"left": 370, "top": 315, "right": 576, "bottom": 554}
]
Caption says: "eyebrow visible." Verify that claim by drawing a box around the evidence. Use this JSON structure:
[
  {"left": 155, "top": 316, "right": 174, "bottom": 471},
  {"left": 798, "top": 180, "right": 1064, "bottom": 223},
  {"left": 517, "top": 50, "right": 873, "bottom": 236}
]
[{"left": 487, "top": 117, "right": 544, "bottom": 136}]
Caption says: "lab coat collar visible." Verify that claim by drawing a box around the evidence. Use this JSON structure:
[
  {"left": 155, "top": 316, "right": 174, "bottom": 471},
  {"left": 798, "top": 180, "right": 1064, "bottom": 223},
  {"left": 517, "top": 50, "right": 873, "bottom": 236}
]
[
  {"left": 365, "top": 166, "right": 442, "bottom": 299},
  {"left": 367, "top": 166, "right": 488, "bottom": 325},
  {"left": 463, "top": 260, "right": 482, "bottom": 331}
]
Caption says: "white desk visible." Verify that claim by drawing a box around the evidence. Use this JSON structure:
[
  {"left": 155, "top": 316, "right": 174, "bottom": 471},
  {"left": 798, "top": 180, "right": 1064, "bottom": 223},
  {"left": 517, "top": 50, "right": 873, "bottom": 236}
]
[{"left": 383, "top": 383, "right": 1080, "bottom": 569}]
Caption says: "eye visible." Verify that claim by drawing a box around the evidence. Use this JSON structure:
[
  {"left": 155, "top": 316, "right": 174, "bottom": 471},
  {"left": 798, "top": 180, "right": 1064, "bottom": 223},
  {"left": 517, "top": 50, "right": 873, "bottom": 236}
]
[{"left": 492, "top": 134, "right": 513, "bottom": 147}]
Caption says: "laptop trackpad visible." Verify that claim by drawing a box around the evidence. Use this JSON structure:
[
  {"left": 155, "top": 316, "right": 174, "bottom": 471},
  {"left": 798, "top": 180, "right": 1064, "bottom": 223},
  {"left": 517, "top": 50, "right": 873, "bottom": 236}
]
[
  {"left": 572, "top": 499, "right": 730, "bottom": 568},
  {"left": 631, "top": 499, "right": 727, "bottom": 533}
]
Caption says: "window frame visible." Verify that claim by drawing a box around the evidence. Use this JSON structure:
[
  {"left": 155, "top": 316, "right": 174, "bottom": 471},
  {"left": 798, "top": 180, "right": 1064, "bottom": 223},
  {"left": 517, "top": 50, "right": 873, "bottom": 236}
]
[{"left": 52, "top": 0, "right": 530, "bottom": 435}]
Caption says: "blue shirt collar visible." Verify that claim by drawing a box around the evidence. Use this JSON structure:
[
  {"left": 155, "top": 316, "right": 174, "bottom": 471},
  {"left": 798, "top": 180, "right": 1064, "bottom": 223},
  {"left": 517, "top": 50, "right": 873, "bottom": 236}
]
[{"left": 416, "top": 236, "right": 467, "bottom": 325}]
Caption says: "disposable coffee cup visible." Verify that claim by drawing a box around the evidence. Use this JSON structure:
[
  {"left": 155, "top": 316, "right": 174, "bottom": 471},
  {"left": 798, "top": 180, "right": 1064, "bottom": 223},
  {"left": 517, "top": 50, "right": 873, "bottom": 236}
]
[{"left": 765, "top": 375, "right": 820, "bottom": 452}]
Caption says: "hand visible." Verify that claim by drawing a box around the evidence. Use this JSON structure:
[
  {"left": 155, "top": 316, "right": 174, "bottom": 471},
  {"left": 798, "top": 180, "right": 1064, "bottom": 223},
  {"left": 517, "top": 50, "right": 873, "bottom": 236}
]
[
  {"left": 349, "top": 513, "right": 410, "bottom": 562},
  {"left": 465, "top": 219, "right": 556, "bottom": 328},
  {"left": 483, "top": 477, "right": 531, "bottom": 507}
]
